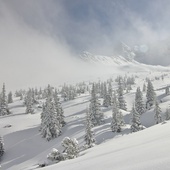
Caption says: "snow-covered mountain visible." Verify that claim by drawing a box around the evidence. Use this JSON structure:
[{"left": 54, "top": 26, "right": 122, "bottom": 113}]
[{"left": 80, "top": 51, "right": 137, "bottom": 66}]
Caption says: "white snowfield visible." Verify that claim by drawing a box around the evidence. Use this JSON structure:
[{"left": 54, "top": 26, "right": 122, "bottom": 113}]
[{"left": 1, "top": 55, "right": 170, "bottom": 170}]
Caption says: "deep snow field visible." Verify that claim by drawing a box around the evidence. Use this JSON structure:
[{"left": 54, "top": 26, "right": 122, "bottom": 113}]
[{"left": 1, "top": 68, "right": 170, "bottom": 170}]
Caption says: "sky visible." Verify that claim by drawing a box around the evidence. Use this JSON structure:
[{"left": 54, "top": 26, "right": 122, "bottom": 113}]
[{"left": 1, "top": 0, "right": 170, "bottom": 90}]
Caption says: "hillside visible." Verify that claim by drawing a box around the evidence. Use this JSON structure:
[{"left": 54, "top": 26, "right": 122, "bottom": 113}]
[{"left": 0, "top": 65, "right": 170, "bottom": 170}]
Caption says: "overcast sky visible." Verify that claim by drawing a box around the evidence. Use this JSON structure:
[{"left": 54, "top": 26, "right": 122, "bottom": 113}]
[{"left": 1, "top": 0, "right": 170, "bottom": 90}]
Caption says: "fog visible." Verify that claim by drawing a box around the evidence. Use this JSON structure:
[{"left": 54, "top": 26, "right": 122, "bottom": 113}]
[{"left": 1, "top": 0, "right": 170, "bottom": 90}]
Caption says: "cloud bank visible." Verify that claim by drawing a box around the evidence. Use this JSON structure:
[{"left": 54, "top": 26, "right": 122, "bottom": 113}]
[{"left": 1, "top": 0, "right": 170, "bottom": 90}]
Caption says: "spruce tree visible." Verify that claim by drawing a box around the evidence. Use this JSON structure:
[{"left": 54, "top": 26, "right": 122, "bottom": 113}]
[
  {"left": 0, "top": 136, "right": 4, "bottom": 159},
  {"left": 0, "top": 83, "right": 9, "bottom": 116},
  {"left": 146, "top": 80, "right": 155, "bottom": 109},
  {"left": 84, "top": 108, "right": 95, "bottom": 148},
  {"left": 25, "top": 89, "right": 34, "bottom": 114},
  {"left": 111, "top": 94, "right": 124, "bottom": 132},
  {"left": 53, "top": 90, "right": 66, "bottom": 127},
  {"left": 117, "top": 78, "right": 127, "bottom": 110},
  {"left": 89, "top": 83, "right": 104, "bottom": 126},
  {"left": 131, "top": 104, "right": 143, "bottom": 132},
  {"left": 8, "top": 91, "right": 13, "bottom": 104},
  {"left": 135, "top": 87, "right": 145, "bottom": 114},
  {"left": 41, "top": 85, "right": 61, "bottom": 141},
  {"left": 165, "top": 107, "right": 170, "bottom": 121},
  {"left": 154, "top": 101, "right": 162, "bottom": 124}
]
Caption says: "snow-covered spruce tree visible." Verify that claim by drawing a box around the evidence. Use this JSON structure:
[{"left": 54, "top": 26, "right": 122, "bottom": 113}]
[
  {"left": 154, "top": 101, "right": 162, "bottom": 124},
  {"left": 0, "top": 136, "right": 4, "bottom": 159},
  {"left": 84, "top": 108, "right": 95, "bottom": 148},
  {"left": 8, "top": 91, "right": 13, "bottom": 104},
  {"left": 103, "top": 82, "right": 112, "bottom": 107},
  {"left": 89, "top": 83, "right": 104, "bottom": 126},
  {"left": 135, "top": 87, "right": 145, "bottom": 115},
  {"left": 143, "top": 83, "right": 146, "bottom": 92},
  {"left": 117, "top": 78, "right": 127, "bottom": 110},
  {"left": 111, "top": 93, "right": 124, "bottom": 132},
  {"left": 146, "top": 79, "right": 155, "bottom": 109},
  {"left": 131, "top": 104, "right": 143, "bottom": 132},
  {"left": 0, "top": 83, "right": 10, "bottom": 116},
  {"left": 62, "top": 137, "right": 79, "bottom": 159},
  {"left": 41, "top": 85, "right": 61, "bottom": 141},
  {"left": 53, "top": 90, "right": 66, "bottom": 127},
  {"left": 165, "top": 107, "right": 170, "bottom": 121},
  {"left": 25, "top": 89, "right": 34, "bottom": 114}
]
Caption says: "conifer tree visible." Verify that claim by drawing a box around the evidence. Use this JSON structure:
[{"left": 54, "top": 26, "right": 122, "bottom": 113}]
[
  {"left": 8, "top": 91, "right": 13, "bottom": 104},
  {"left": 146, "top": 80, "right": 155, "bottom": 109},
  {"left": 0, "top": 83, "right": 9, "bottom": 116},
  {"left": 154, "top": 101, "right": 162, "bottom": 124},
  {"left": 111, "top": 94, "right": 124, "bottom": 132},
  {"left": 0, "top": 136, "right": 4, "bottom": 159},
  {"left": 25, "top": 89, "right": 34, "bottom": 114},
  {"left": 89, "top": 83, "right": 104, "bottom": 126},
  {"left": 53, "top": 90, "right": 66, "bottom": 127},
  {"left": 131, "top": 104, "right": 143, "bottom": 132},
  {"left": 135, "top": 87, "right": 145, "bottom": 114},
  {"left": 84, "top": 108, "right": 95, "bottom": 148},
  {"left": 117, "top": 78, "right": 127, "bottom": 110},
  {"left": 165, "top": 107, "right": 170, "bottom": 121},
  {"left": 143, "top": 83, "right": 146, "bottom": 92},
  {"left": 41, "top": 85, "right": 61, "bottom": 141}
]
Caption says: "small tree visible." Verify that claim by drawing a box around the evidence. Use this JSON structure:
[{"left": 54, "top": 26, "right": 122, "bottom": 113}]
[
  {"left": 25, "top": 89, "right": 34, "bottom": 114},
  {"left": 89, "top": 83, "right": 104, "bottom": 126},
  {"left": 117, "top": 78, "right": 127, "bottom": 110},
  {"left": 0, "top": 83, "right": 10, "bottom": 116},
  {"left": 8, "top": 91, "right": 13, "bottom": 104},
  {"left": 84, "top": 108, "right": 95, "bottom": 148},
  {"left": 135, "top": 87, "right": 145, "bottom": 114},
  {"left": 154, "top": 101, "right": 162, "bottom": 124},
  {"left": 165, "top": 107, "right": 170, "bottom": 121},
  {"left": 41, "top": 85, "right": 61, "bottom": 141},
  {"left": 53, "top": 90, "right": 66, "bottom": 127},
  {"left": 111, "top": 94, "right": 124, "bottom": 132},
  {"left": 146, "top": 80, "right": 155, "bottom": 109},
  {"left": 0, "top": 136, "right": 4, "bottom": 159},
  {"left": 131, "top": 104, "right": 143, "bottom": 132},
  {"left": 62, "top": 137, "right": 79, "bottom": 159}
]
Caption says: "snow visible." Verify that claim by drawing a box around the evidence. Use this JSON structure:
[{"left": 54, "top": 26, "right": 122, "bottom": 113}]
[{"left": 1, "top": 60, "right": 170, "bottom": 170}]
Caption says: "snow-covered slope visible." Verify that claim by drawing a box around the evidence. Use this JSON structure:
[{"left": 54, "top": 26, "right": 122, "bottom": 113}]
[
  {"left": 43, "top": 121, "right": 170, "bottom": 170},
  {"left": 1, "top": 59, "right": 170, "bottom": 170},
  {"left": 80, "top": 51, "right": 138, "bottom": 66},
  {"left": 80, "top": 51, "right": 170, "bottom": 73}
]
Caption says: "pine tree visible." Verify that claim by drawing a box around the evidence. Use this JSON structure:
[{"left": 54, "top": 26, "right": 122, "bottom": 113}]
[
  {"left": 40, "top": 85, "right": 61, "bottom": 141},
  {"left": 25, "top": 89, "right": 34, "bottom": 114},
  {"left": 117, "top": 78, "right": 127, "bottom": 110},
  {"left": 8, "top": 91, "right": 13, "bottom": 104},
  {"left": 131, "top": 104, "right": 143, "bottom": 132},
  {"left": 103, "top": 82, "right": 112, "bottom": 107},
  {"left": 0, "top": 136, "right": 4, "bottom": 159},
  {"left": 135, "top": 87, "right": 145, "bottom": 114},
  {"left": 143, "top": 83, "right": 146, "bottom": 92},
  {"left": 111, "top": 95, "right": 124, "bottom": 132},
  {"left": 0, "top": 83, "right": 10, "bottom": 116},
  {"left": 165, "top": 107, "right": 170, "bottom": 121},
  {"left": 154, "top": 101, "right": 162, "bottom": 124},
  {"left": 53, "top": 90, "right": 66, "bottom": 127},
  {"left": 62, "top": 137, "right": 79, "bottom": 159},
  {"left": 89, "top": 83, "right": 104, "bottom": 126},
  {"left": 146, "top": 80, "right": 155, "bottom": 109},
  {"left": 84, "top": 108, "right": 95, "bottom": 148}
]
